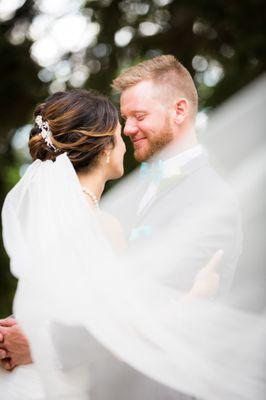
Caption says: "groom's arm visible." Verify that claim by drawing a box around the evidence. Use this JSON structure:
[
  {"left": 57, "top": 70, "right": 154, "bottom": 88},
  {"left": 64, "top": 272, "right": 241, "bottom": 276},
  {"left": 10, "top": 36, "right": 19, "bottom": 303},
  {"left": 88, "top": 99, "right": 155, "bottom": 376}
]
[
  {"left": 169, "top": 196, "right": 242, "bottom": 296},
  {"left": 0, "top": 317, "right": 32, "bottom": 370}
]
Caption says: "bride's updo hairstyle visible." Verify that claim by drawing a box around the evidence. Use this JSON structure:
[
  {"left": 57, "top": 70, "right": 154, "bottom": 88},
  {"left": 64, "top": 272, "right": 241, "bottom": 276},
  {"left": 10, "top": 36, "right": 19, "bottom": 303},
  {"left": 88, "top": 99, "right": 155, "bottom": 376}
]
[{"left": 29, "top": 89, "right": 118, "bottom": 171}]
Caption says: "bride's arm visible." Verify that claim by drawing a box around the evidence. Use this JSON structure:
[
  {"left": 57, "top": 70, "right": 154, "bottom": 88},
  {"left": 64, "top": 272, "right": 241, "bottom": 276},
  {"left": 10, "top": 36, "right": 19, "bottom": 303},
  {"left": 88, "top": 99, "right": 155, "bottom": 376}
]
[{"left": 98, "top": 211, "right": 127, "bottom": 253}]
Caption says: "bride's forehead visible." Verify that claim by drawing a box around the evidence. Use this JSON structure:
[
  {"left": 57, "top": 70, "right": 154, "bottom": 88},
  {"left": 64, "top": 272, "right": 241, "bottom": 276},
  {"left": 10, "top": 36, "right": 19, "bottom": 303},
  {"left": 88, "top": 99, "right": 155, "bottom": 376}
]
[{"left": 115, "top": 123, "right": 122, "bottom": 133}]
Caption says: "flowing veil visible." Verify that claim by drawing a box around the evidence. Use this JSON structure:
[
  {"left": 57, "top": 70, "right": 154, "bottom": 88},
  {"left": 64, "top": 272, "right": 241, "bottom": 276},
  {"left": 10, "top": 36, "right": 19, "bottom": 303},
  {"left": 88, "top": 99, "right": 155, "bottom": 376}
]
[
  {"left": 1, "top": 151, "right": 265, "bottom": 400},
  {"left": 1, "top": 75, "right": 266, "bottom": 399}
]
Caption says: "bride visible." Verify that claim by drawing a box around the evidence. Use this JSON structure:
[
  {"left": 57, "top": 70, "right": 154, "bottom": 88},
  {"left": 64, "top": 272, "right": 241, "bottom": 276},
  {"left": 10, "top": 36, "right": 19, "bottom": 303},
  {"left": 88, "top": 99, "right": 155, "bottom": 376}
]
[{"left": 0, "top": 89, "right": 264, "bottom": 399}]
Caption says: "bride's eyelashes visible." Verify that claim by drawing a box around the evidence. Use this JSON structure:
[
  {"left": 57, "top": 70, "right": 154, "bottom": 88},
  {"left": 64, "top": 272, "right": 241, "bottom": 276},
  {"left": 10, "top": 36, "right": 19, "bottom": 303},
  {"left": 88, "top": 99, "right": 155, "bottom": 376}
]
[{"left": 120, "top": 115, "right": 126, "bottom": 122}]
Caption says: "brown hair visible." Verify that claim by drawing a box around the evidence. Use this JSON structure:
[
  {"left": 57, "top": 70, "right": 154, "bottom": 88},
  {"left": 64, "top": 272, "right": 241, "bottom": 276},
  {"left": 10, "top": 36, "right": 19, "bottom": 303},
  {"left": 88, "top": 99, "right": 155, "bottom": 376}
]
[
  {"left": 112, "top": 55, "right": 198, "bottom": 117},
  {"left": 29, "top": 89, "right": 119, "bottom": 171}
]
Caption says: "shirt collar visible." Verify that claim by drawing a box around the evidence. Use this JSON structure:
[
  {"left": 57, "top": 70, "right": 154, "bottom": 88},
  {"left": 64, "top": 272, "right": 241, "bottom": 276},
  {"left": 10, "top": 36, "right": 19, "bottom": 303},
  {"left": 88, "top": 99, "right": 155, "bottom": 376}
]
[{"left": 160, "top": 144, "right": 203, "bottom": 179}]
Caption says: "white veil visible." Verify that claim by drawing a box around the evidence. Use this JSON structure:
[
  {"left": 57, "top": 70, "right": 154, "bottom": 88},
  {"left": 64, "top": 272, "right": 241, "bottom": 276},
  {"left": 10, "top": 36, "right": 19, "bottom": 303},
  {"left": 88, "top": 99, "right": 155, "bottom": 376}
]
[
  {"left": 1, "top": 152, "right": 265, "bottom": 400},
  {"left": 1, "top": 75, "right": 266, "bottom": 399}
]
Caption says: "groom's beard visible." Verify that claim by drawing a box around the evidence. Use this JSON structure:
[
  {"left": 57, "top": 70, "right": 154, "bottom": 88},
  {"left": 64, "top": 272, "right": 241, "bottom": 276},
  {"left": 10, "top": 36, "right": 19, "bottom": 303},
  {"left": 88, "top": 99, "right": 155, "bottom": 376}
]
[{"left": 134, "top": 118, "right": 175, "bottom": 162}]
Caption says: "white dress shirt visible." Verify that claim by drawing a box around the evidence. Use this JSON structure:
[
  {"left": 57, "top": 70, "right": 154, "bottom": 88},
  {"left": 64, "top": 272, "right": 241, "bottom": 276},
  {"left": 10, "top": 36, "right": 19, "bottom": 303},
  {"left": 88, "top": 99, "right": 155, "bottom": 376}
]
[{"left": 137, "top": 144, "right": 203, "bottom": 214}]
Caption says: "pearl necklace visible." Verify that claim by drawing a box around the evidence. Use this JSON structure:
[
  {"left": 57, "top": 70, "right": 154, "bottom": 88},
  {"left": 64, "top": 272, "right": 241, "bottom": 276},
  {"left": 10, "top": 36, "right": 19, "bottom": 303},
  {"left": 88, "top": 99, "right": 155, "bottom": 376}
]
[{"left": 82, "top": 186, "right": 99, "bottom": 209}]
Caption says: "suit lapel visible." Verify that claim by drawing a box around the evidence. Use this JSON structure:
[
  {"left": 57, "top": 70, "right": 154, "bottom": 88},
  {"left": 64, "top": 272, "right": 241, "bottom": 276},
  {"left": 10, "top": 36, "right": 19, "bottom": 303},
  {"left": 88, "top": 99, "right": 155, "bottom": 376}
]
[
  {"left": 134, "top": 152, "right": 209, "bottom": 226},
  {"left": 134, "top": 174, "right": 182, "bottom": 225}
]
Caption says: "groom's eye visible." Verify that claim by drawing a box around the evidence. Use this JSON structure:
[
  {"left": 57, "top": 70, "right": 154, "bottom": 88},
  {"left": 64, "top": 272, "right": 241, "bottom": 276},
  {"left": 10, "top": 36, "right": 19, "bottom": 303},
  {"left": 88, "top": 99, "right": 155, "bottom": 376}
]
[{"left": 136, "top": 114, "right": 145, "bottom": 121}]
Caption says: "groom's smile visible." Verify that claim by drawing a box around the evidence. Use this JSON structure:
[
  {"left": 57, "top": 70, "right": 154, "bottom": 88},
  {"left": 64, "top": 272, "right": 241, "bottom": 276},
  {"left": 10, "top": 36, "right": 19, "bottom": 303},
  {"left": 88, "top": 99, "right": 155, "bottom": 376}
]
[
  {"left": 120, "top": 80, "right": 175, "bottom": 162},
  {"left": 132, "top": 136, "right": 147, "bottom": 148}
]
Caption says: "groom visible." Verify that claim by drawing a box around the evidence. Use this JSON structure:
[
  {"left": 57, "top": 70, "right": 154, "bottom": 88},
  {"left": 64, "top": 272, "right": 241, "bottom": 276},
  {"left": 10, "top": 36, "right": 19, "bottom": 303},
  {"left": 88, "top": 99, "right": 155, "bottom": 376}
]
[
  {"left": 0, "top": 55, "right": 242, "bottom": 398},
  {"left": 87, "top": 55, "right": 242, "bottom": 400},
  {"left": 107, "top": 54, "right": 242, "bottom": 295}
]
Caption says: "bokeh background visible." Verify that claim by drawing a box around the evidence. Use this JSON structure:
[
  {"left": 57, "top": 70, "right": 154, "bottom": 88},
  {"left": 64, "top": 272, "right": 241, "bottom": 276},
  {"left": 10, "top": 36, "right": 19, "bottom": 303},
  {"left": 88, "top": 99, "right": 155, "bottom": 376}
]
[{"left": 0, "top": 0, "right": 265, "bottom": 317}]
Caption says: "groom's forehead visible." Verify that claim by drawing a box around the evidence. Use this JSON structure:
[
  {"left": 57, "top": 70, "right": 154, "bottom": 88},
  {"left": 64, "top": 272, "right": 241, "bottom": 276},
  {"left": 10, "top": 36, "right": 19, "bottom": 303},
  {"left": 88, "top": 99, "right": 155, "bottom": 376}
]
[
  {"left": 121, "top": 80, "right": 162, "bottom": 100},
  {"left": 120, "top": 84, "right": 164, "bottom": 114}
]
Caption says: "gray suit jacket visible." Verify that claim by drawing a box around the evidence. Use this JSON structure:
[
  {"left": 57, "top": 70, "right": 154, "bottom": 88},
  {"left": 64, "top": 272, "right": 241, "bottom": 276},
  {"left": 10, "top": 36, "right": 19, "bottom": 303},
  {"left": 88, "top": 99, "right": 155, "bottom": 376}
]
[
  {"left": 89, "top": 153, "right": 242, "bottom": 400},
  {"left": 127, "top": 152, "right": 242, "bottom": 296}
]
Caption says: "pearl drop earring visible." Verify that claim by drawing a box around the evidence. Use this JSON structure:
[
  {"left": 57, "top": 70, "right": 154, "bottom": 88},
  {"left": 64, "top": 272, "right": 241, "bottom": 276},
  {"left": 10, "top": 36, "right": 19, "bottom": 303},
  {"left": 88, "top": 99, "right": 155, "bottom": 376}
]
[{"left": 106, "top": 152, "right": 110, "bottom": 164}]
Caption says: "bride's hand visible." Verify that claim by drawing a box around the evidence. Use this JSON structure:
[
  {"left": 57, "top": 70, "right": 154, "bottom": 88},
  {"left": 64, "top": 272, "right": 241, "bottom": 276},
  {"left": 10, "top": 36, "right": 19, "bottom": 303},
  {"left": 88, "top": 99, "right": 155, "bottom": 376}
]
[{"left": 183, "top": 250, "right": 223, "bottom": 302}]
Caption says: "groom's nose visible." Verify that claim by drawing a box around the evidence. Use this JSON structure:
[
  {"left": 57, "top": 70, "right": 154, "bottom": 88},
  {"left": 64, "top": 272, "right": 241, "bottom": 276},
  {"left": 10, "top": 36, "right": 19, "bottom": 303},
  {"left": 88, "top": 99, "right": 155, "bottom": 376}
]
[{"left": 123, "top": 119, "right": 138, "bottom": 137}]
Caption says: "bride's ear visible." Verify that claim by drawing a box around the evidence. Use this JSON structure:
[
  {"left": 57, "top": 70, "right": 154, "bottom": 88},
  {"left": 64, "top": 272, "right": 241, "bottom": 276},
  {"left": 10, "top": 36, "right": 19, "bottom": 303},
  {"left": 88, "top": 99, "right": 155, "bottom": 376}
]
[{"left": 102, "top": 150, "right": 111, "bottom": 164}]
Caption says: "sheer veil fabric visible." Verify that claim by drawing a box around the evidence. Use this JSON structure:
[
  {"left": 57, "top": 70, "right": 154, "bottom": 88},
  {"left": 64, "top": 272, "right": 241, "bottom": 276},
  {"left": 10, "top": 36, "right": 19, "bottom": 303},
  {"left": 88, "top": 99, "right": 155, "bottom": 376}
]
[{"left": 1, "top": 152, "right": 265, "bottom": 400}]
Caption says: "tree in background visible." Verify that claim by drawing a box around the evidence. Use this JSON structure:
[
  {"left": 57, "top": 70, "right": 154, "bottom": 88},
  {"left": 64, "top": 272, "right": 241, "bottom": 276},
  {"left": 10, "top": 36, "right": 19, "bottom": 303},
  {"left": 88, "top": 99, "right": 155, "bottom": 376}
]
[{"left": 0, "top": 0, "right": 265, "bottom": 316}]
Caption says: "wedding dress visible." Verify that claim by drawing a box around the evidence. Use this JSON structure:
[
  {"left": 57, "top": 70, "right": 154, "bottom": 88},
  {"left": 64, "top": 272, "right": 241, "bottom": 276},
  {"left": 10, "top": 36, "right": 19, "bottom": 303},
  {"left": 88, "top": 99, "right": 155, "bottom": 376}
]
[{"left": 1, "top": 153, "right": 265, "bottom": 400}]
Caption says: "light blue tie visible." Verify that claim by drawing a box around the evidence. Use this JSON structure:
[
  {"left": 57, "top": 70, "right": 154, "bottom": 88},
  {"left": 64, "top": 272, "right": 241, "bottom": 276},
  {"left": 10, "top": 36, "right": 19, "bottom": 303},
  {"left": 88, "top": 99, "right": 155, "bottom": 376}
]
[
  {"left": 129, "top": 225, "right": 152, "bottom": 241},
  {"left": 140, "top": 160, "right": 164, "bottom": 183}
]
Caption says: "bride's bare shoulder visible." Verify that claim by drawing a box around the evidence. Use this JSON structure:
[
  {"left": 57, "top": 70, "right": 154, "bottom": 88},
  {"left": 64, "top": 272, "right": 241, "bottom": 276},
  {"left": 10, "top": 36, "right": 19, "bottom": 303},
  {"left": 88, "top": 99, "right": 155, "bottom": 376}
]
[
  {"left": 98, "top": 211, "right": 126, "bottom": 251},
  {"left": 98, "top": 210, "right": 122, "bottom": 229}
]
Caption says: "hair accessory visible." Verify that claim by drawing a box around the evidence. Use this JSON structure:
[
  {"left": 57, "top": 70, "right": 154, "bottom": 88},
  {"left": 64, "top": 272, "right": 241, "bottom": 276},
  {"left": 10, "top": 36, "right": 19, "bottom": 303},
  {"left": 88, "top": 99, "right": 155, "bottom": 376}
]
[{"left": 35, "top": 115, "right": 57, "bottom": 151}]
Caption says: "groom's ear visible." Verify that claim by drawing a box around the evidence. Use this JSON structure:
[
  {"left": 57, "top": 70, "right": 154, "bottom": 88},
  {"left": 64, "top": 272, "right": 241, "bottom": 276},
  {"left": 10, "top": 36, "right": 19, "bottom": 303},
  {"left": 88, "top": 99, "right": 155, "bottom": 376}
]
[{"left": 174, "top": 98, "right": 189, "bottom": 125}]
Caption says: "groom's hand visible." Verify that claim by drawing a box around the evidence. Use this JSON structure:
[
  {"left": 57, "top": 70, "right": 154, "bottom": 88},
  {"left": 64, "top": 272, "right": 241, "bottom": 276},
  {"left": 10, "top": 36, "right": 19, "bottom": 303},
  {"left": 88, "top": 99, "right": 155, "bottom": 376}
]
[
  {"left": 183, "top": 250, "right": 223, "bottom": 302},
  {"left": 0, "top": 317, "right": 32, "bottom": 370}
]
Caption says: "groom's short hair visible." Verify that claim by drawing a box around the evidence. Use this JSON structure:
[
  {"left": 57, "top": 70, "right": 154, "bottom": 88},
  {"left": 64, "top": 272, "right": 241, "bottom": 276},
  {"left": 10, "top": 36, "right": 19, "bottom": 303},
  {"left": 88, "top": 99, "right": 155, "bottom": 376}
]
[{"left": 112, "top": 55, "right": 198, "bottom": 118}]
